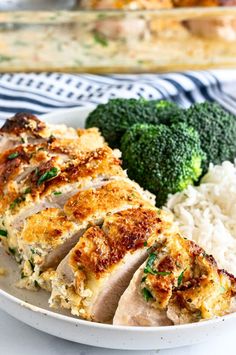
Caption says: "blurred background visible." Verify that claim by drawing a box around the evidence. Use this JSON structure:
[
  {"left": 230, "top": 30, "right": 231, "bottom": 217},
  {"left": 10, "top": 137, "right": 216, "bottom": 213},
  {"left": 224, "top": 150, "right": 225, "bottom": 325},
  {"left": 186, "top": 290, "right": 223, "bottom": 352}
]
[{"left": 0, "top": 0, "right": 236, "bottom": 73}]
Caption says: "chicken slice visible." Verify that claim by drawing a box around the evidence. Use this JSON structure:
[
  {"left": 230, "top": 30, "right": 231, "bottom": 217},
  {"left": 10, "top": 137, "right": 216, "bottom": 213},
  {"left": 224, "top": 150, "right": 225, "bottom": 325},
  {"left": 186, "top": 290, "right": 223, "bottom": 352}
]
[
  {"left": 0, "top": 112, "right": 48, "bottom": 152},
  {"left": 17, "top": 208, "right": 83, "bottom": 290},
  {"left": 113, "top": 262, "right": 172, "bottom": 326},
  {"left": 0, "top": 129, "right": 105, "bottom": 196},
  {"left": 49, "top": 207, "right": 174, "bottom": 322},
  {"left": 114, "top": 233, "right": 236, "bottom": 326},
  {"left": 0, "top": 114, "right": 104, "bottom": 200},
  {"left": 1, "top": 145, "right": 125, "bottom": 244},
  {"left": 0, "top": 112, "right": 92, "bottom": 152},
  {"left": 64, "top": 179, "right": 155, "bottom": 224},
  {"left": 8, "top": 180, "right": 154, "bottom": 290}
]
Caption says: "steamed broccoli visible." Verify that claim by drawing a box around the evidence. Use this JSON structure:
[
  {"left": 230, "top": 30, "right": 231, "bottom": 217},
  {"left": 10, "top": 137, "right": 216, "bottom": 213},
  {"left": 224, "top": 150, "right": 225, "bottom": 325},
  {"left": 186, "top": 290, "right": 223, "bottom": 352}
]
[
  {"left": 169, "top": 102, "right": 236, "bottom": 173},
  {"left": 121, "top": 123, "right": 206, "bottom": 207},
  {"left": 85, "top": 98, "right": 183, "bottom": 148}
]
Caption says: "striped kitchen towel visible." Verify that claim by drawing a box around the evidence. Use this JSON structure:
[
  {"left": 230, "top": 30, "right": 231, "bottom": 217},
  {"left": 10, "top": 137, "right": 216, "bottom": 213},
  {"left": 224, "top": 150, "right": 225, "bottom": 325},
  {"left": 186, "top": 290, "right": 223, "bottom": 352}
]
[{"left": 0, "top": 69, "right": 236, "bottom": 119}]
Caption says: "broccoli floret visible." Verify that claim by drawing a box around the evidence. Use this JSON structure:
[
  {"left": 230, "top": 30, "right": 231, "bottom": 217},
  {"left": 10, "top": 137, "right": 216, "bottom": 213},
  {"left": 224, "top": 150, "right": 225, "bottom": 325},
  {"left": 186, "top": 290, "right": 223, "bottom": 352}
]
[
  {"left": 85, "top": 98, "right": 183, "bottom": 148},
  {"left": 153, "top": 100, "right": 184, "bottom": 125},
  {"left": 169, "top": 102, "right": 236, "bottom": 173},
  {"left": 121, "top": 123, "right": 206, "bottom": 207}
]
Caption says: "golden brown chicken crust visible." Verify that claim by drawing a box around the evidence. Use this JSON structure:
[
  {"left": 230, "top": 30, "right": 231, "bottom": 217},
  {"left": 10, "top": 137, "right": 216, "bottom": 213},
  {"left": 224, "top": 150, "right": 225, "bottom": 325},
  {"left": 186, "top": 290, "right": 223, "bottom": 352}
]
[
  {"left": 40, "top": 147, "right": 124, "bottom": 195},
  {"left": 64, "top": 180, "right": 150, "bottom": 222},
  {"left": 0, "top": 148, "right": 28, "bottom": 192},
  {"left": 0, "top": 131, "right": 105, "bottom": 196},
  {"left": 0, "top": 145, "right": 50, "bottom": 194},
  {"left": 22, "top": 208, "right": 76, "bottom": 247},
  {"left": 0, "top": 146, "right": 124, "bottom": 215},
  {"left": 69, "top": 207, "right": 171, "bottom": 277},
  {"left": 141, "top": 234, "right": 236, "bottom": 322},
  {"left": 47, "top": 128, "right": 104, "bottom": 157},
  {"left": 0, "top": 113, "right": 47, "bottom": 138}
]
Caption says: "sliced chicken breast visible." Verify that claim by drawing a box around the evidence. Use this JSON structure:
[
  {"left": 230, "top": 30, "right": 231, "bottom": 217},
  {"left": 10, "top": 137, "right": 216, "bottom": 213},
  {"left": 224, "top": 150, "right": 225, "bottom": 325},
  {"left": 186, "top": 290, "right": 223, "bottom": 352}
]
[
  {"left": 50, "top": 207, "right": 174, "bottom": 322},
  {"left": 1, "top": 145, "right": 125, "bottom": 248},
  {"left": 0, "top": 112, "right": 79, "bottom": 152},
  {"left": 0, "top": 112, "right": 104, "bottom": 153},
  {"left": 114, "top": 233, "right": 236, "bottom": 326},
  {"left": 10, "top": 180, "right": 154, "bottom": 290},
  {"left": 0, "top": 129, "right": 105, "bottom": 198},
  {"left": 113, "top": 262, "right": 172, "bottom": 326}
]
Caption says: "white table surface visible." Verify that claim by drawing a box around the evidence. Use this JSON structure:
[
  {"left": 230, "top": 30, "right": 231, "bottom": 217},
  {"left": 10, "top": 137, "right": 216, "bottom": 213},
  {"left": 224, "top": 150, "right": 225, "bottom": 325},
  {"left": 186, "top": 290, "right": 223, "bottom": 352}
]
[{"left": 0, "top": 309, "right": 235, "bottom": 355}]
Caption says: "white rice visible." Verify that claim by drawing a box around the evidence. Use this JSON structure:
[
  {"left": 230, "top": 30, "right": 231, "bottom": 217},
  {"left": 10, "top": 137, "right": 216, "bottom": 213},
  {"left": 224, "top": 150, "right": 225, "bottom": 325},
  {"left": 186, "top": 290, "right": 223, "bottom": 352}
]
[{"left": 166, "top": 161, "right": 236, "bottom": 275}]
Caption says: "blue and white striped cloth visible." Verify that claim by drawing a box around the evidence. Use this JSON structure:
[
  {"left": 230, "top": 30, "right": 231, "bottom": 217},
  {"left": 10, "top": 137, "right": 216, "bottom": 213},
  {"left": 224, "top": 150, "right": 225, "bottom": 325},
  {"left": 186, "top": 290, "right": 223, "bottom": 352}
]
[{"left": 0, "top": 70, "right": 236, "bottom": 119}]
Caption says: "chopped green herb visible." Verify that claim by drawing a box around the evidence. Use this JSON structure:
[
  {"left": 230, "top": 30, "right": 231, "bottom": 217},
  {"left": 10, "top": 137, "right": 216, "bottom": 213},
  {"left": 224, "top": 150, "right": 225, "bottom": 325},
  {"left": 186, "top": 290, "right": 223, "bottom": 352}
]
[
  {"left": 9, "top": 247, "right": 16, "bottom": 256},
  {"left": 93, "top": 32, "right": 108, "bottom": 47},
  {"left": 21, "top": 272, "right": 26, "bottom": 279},
  {"left": 34, "top": 167, "right": 39, "bottom": 176},
  {"left": 97, "top": 13, "right": 108, "bottom": 20},
  {"left": 177, "top": 269, "right": 186, "bottom": 287},
  {"left": 37, "top": 167, "right": 59, "bottom": 186},
  {"left": 24, "top": 187, "right": 31, "bottom": 195},
  {"left": 9, "top": 202, "right": 16, "bottom": 210},
  {"left": 147, "top": 241, "right": 158, "bottom": 254},
  {"left": 21, "top": 137, "right": 25, "bottom": 143},
  {"left": 29, "top": 259, "right": 35, "bottom": 271},
  {"left": 30, "top": 248, "right": 36, "bottom": 255},
  {"left": 143, "top": 241, "right": 147, "bottom": 246},
  {"left": 10, "top": 195, "right": 26, "bottom": 210},
  {"left": 0, "top": 229, "right": 7, "bottom": 237},
  {"left": 34, "top": 280, "right": 39, "bottom": 288},
  {"left": 14, "top": 40, "right": 27, "bottom": 46},
  {"left": 142, "top": 287, "right": 154, "bottom": 302},
  {"left": 53, "top": 191, "right": 62, "bottom": 196},
  {"left": 0, "top": 55, "right": 13, "bottom": 63},
  {"left": 8, "top": 152, "right": 19, "bottom": 160},
  {"left": 156, "top": 271, "right": 171, "bottom": 276},
  {"left": 195, "top": 310, "right": 202, "bottom": 320},
  {"left": 141, "top": 276, "right": 147, "bottom": 283},
  {"left": 144, "top": 253, "right": 157, "bottom": 275},
  {"left": 37, "top": 147, "right": 45, "bottom": 152}
]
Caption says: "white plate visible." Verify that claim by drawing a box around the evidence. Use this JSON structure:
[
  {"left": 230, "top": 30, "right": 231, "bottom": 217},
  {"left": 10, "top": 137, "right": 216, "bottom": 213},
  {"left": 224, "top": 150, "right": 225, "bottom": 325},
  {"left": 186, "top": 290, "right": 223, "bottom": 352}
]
[{"left": 0, "top": 106, "right": 235, "bottom": 350}]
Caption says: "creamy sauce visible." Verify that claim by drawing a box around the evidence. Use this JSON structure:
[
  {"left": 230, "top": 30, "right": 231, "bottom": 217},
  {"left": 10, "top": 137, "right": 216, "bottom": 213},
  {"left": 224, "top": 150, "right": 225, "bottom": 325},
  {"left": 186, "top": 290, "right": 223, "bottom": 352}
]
[{"left": 0, "top": 10, "right": 236, "bottom": 72}]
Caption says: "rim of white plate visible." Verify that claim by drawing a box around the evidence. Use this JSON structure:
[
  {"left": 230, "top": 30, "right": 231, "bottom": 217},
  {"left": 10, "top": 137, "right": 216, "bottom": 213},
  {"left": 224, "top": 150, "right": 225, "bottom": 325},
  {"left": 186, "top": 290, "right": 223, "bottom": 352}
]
[{"left": 0, "top": 287, "right": 235, "bottom": 332}]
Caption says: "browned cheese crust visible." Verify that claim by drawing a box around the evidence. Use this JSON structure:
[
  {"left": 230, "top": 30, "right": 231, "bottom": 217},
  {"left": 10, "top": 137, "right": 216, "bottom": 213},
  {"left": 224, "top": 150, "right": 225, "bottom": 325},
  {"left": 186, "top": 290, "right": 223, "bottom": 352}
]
[
  {"left": 22, "top": 208, "right": 76, "bottom": 247},
  {"left": 64, "top": 180, "right": 151, "bottom": 222},
  {"left": 68, "top": 208, "right": 171, "bottom": 278},
  {"left": 141, "top": 234, "right": 236, "bottom": 322},
  {"left": 0, "top": 113, "right": 47, "bottom": 138}
]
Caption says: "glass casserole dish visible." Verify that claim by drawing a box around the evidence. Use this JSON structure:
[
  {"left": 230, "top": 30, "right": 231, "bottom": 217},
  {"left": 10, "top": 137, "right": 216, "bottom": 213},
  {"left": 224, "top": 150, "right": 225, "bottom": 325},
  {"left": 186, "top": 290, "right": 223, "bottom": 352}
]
[{"left": 0, "top": 1, "right": 236, "bottom": 72}]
